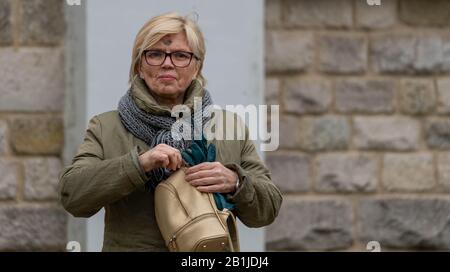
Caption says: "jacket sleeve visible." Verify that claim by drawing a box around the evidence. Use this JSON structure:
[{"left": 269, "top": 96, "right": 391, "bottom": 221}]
[
  {"left": 58, "top": 116, "right": 148, "bottom": 218},
  {"left": 225, "top": 126, "right": 283, "bottom": 228}
]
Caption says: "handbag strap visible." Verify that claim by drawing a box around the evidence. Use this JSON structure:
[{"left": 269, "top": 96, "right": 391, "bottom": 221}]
[
  {"left": 224, "top": 209, "right": 240, "bottom": 252},
  {"left": 208, "top": 193, "right": 240, "bottom": 252}
]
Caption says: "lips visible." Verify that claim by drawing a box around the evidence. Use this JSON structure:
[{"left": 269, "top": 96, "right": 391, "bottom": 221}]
[{"left": 158, "top": 74, "right": 176, "bottom": 80}]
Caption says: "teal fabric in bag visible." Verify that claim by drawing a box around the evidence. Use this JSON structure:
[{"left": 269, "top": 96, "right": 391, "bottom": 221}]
[{"left": 181, "top": 137, "right": 235, "bottom": 211}]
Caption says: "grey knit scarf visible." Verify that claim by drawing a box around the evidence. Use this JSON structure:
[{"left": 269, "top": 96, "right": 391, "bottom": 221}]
[{"left": 117, "top": 82, "right": 213, "bottom": 190}]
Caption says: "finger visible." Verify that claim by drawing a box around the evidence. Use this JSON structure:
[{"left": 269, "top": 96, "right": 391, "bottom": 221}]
[
  {"left": 155, "top": 143, "right": 178, "bottom": 153},
  {"left": 158, "top": 144, "right": 181, "bottom": 156},
  {"left": 154, "top": 153, "right": 170, "bottom": 169},
  {"left": 157, "top": 146, "right": 181, "bottom": 170},
  {"left": 187, "top": 176, "right": 220, "bottom": 187},
  {"left": 174, "top": 150, "right": 183, "bottom": 169},
  {"left": 155, "top": 143, "right": 173, "bottom": 150},
  {"left": 176, "top": 151, "right": 183, "bottom": 169},
  {"left": 196, "top": 184, "right": 226, "bottom": 193},
  {"left": 167, "top": 150, "right": 181, "bottom": 171},
  {"left": 185, "top": 162, "right": 216, "bottom": 174},
  {"left": 185, "top": 169, "right": 217, "bottom": 182}
]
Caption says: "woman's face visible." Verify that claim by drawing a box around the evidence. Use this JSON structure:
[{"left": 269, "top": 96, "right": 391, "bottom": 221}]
[{"left": 139, "top": 32, "right": 199, "bottom": 104}]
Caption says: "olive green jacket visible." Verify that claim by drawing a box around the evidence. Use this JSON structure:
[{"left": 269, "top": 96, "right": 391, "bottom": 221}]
[{"left": 58, "top": 79, "right": 283, "bottom": 251}]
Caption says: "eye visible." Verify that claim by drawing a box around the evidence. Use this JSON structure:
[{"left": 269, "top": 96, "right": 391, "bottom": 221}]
[
  {"left": 173, "top": 52, "right": 191, "bottom": 60},
  {"left": 146, "top": 51, "right": 164, "bottom": 59}
]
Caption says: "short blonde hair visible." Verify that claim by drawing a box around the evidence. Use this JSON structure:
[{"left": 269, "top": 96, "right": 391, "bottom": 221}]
[{"left": 129, "top": 12, "right": 206, "bottom": 86}]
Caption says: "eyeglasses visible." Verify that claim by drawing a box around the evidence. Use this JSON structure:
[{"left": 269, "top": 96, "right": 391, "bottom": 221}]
[{"left": 143, "top": 50, "right": 198, "bottom": 68}]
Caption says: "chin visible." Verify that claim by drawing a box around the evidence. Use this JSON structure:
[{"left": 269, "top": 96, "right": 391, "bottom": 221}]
[
  {"left": 160, "top": 86, "right": 180, "bottom": 94},
  {"left": 155, "top": 87, "right": 183, "bottom": 97}
]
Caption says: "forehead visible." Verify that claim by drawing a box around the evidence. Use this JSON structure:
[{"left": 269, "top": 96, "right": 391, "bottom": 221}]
[{"left": 151, "top": 32, "right": 191, "bottom": 50}]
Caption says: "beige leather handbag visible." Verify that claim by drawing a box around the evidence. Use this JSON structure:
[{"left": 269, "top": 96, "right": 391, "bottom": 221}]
[{"left": 154, "top": 168, "right": 240, "bottom": 252}]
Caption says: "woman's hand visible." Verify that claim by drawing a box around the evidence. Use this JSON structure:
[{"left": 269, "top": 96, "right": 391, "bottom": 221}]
[
  {"left": 138, "top": 144, "right": 183, "bottom": 172},
  {"left": 185, "top": 162, "right": 239, "bottom": 193}
]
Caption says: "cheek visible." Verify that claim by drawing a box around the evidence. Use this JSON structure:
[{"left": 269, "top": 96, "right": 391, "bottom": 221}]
[
  {"left": 142, "top": 66, "right": 153, "bottom": 77},
  {"left": 178, "top": 74, "right": 194, "bottom": 88},
  {"left": 140, "top": 60, "right": 155, "bottom": 78},
  {"left": 142, "top": 68, "right": 158, "bottom": 83},
  {"left": 180, "top": 67, "right": 198, "bottom": 82}
]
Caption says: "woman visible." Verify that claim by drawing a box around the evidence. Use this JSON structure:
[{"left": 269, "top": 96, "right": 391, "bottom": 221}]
[{"left": 59, "top": 12, "right": 282, "bottom": 251}]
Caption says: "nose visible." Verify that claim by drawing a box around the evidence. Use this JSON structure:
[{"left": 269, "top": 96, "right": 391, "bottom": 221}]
[{"left": 161, "top": 54, "right": 175, "bottom": 68}]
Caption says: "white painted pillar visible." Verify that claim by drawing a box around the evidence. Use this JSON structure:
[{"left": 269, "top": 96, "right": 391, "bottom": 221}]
[{"left": 67, "top": 0, "right": 264, "bottom": 252}]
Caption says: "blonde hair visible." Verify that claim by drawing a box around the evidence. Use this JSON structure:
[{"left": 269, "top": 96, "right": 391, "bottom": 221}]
[{"left": 129, "top": 12, "right": 206, "bottom": 86}]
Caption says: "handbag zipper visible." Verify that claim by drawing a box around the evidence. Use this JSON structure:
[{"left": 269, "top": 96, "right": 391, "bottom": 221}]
[
  {"left": 166, "top": 213, "right": 219, "bottom": 250},
  {"left": 168, "top": 235, "right": 177, "bottom": 251}
]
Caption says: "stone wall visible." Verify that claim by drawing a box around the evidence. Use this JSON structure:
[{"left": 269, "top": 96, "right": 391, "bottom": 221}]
[
  {"left": 265, "top": 0, "right": 450, "bottom": 251},
  {"left": 0, "top": 0, "right": 66, "bottom": 251},
  {"left": 2, "top": 0, "right": 449, "bottom": 252}
]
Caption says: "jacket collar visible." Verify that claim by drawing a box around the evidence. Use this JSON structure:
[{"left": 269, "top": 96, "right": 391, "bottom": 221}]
[{"left": 130, "top": 76, "right": 204, "bottom": 116}]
